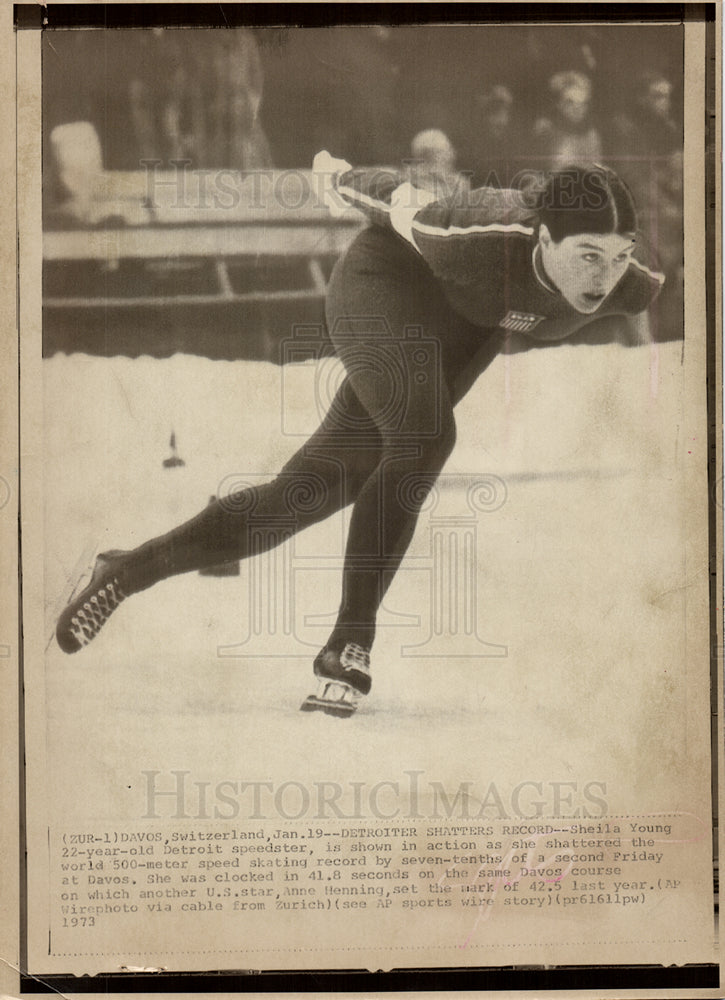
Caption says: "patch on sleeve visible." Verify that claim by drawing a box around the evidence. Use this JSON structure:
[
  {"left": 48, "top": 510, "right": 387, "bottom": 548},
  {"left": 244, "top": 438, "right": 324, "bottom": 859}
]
[{"left": 498, "top": 310, "right": 546, "bottom": 333}]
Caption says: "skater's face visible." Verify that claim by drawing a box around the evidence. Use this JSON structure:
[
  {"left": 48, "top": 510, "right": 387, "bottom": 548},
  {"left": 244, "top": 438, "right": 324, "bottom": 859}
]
[{"left": 538, "top": 226, "right": 635, "bottom": 314}]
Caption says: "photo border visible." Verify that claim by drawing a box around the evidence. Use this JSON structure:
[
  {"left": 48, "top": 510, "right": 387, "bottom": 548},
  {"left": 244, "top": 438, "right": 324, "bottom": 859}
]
[{"left": 4, "top": 3, "right": 721, "bottom": 997}]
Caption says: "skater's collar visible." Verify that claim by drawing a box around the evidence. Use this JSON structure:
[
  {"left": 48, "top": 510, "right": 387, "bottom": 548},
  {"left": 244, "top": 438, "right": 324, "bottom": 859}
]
[{"left": 532, "top": 243, "right": 559, "bottom": 296}]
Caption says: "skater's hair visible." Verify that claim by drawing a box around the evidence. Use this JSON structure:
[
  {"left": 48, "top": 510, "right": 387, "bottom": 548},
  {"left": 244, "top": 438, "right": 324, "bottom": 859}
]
[{"left": 537, "top": 165, "right": 637, "bottom": 243}]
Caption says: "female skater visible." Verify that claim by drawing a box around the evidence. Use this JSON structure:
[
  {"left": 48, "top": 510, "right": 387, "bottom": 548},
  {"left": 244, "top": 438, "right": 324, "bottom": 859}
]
[{"left": 56, "top": 156, "right": 663, "bottom": 716}]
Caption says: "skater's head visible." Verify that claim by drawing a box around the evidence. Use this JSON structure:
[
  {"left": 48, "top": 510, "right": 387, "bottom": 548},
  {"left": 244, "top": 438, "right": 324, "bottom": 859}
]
[{"left": 536, "top": 164, "right": 637, "bottom": 314}]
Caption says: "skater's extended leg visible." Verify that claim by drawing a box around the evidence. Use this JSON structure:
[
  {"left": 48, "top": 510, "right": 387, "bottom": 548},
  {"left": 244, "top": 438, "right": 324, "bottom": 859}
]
[
  {"left": 56, "top": 382, "right": 383, "bottom": 652},
  {"left": 120, "top": 384, "right": 382, "bottom": 587}
]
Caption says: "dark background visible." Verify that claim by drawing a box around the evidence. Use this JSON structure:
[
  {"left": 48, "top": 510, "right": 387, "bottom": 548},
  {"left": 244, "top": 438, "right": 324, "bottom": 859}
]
[
  {"left": 40, "top": 23, "right": 685, "bottom": 353},
  {"left": 42, "top": 25, "right": 683, "bottom": 172}
]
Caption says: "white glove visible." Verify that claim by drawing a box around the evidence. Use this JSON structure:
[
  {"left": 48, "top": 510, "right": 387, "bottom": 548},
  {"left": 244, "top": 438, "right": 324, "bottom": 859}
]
[
  {"left": 312, "top": 149, "right": 353, "bottom": 218},
  {"left": 389, "top": 182, "right": 436, "bottom": 247}
]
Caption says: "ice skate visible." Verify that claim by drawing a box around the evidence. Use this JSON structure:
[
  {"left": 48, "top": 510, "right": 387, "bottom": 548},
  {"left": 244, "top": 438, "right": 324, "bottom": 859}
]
[
  {"left": 55, "top": 549, "right": 131, "bottom": 653},
  {"left": 300, "top": 643, "right": 371, "bottom": 717}
]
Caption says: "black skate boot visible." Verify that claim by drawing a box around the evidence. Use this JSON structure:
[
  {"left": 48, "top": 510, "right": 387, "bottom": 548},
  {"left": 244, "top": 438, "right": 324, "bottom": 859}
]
[
  {"left": 300, "top": 643, "right": 372, "bottom": 717},
  {"left": 55, "top": 550, "right": 131, "bottom": 653}
]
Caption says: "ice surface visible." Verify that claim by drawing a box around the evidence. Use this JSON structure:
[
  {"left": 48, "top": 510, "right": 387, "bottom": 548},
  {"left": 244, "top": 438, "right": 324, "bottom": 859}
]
[{"left": 41, "top": 339, "right": 689, "bottom": 819}]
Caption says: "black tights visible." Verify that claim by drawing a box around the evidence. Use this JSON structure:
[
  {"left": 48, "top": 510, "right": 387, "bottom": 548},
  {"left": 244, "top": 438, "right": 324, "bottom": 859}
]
[{"left": 123, "top": 229, "right": 504, "bottom": 652}]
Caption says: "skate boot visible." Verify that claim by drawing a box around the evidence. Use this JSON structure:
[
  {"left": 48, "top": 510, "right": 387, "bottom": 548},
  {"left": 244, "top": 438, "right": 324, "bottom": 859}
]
[
  {"left": 55, "top": 550, "right": 131, "bottom": 653},
  {"left": 300, "top": 643, "right": 372, "bottom": 717}
]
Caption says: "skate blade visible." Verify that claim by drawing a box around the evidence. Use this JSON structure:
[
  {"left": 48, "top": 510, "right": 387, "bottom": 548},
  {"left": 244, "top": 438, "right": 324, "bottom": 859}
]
[{"left": 300, "top": 681, "right": 361, "bottom": 718}]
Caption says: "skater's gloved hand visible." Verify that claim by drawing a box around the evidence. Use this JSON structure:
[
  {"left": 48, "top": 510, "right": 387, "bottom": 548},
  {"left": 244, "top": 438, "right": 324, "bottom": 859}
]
[
  {"left": 312, "top": 149, "right": 353, "bottom": 218},
  {"left": 312, "top": 150, "right": 352, "bottom": 177},
  {"left": 389, "top": 181, "right": 436, "bottom": 247}
]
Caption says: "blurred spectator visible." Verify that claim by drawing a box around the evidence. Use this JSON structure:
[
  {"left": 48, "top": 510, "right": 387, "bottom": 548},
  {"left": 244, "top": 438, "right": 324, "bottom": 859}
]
[
  {"left": 522, "top": 25, "right": 599, "bottom": 89},
  {"left": 465, "top": 84, "right": 525, "bottom": 188},
  {"left": 202, "top": 30, "right": 273, "bottom": 169},
  {"left": 611, "top": 70, "right": 680, "bottom": 159},
  {"left": 533, "top": 71, "right": 603, "bottom": 168},
  {"left": 605, "top": 69, "right": 682, "bottom": 338},
  {"left": 634, "top": 147, "right": 683, "bottom": 341},
  {"left": 128, "top": 30, "right": 199, "bottom": 166},
  {"left": 128, "top": 29, "right": 273, "bottom": 170},
  {"left": 403, "top": 129, "right": 471, "bottom": 200}
]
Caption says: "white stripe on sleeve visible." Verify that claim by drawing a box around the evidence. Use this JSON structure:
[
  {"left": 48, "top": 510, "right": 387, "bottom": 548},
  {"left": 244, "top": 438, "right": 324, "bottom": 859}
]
[
  {"left": 629, "top": 257, "right": 666, "bottom": 284},
  {"left": 336, "top": 184, "right": 393, "bottom": 215},
  {"left": 412, "top": 219, "right": 535, "bottom": 239}
]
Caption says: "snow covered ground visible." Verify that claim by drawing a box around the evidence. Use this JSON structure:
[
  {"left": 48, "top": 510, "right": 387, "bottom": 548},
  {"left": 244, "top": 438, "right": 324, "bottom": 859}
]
[{"left": 39, "top": 337, "right": 695, "bottom": 824}]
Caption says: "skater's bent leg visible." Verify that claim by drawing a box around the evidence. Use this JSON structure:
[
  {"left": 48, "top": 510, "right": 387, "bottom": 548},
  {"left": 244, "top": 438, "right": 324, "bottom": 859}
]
[
  {"left": 323, "top": 328, "right": 457, "bottom": 651},
  {"left": 331, "top": 337, "right": 506, "bottom": 653},
  {"left": 321, "top": 227, "right": 474, "bottom": 655},
  {"left": 328, "top": 393, "right": 457, "bottom": 652}
]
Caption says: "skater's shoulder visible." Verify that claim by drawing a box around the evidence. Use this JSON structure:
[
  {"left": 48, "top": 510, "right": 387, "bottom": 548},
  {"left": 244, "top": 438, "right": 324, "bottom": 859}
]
[
  {"left": 467, "top": 184, "right": 538, "bottom": 225},
  {"left": 413, "top": 184, "right": 537, "bottom": 242}
]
